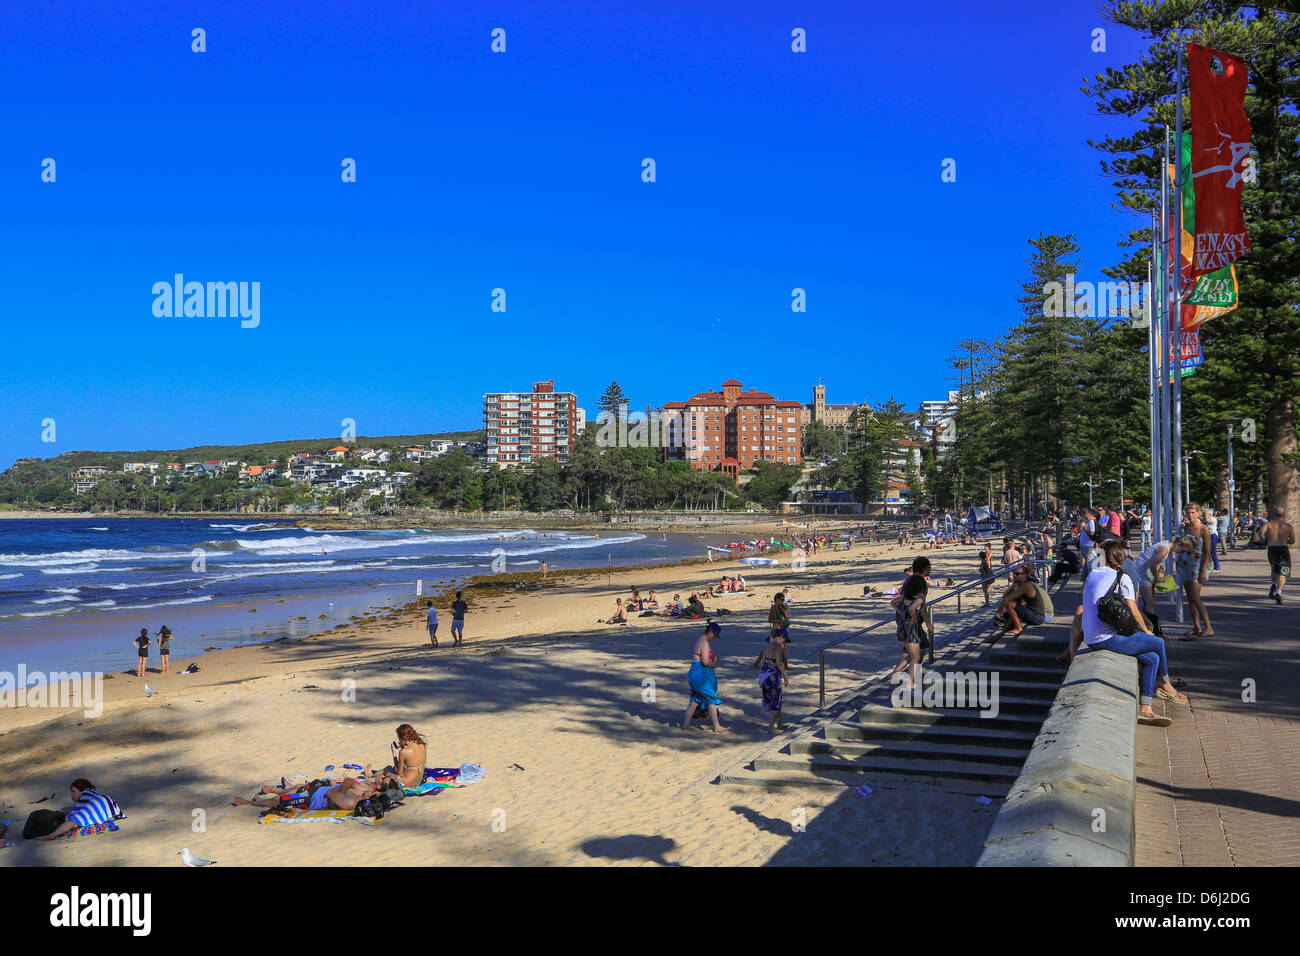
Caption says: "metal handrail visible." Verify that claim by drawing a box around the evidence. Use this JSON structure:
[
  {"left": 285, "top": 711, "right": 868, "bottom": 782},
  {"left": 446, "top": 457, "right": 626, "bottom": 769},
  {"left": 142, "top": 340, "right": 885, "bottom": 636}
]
[{"left": 808, "top": 548, "right": 1049, "bottom": 708}]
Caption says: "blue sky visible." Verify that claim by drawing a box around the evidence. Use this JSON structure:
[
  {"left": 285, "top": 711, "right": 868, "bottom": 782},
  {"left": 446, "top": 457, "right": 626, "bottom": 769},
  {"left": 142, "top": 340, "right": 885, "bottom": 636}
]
[{"left": 0, "top": 1, "right": 1149, "bottom": 463}]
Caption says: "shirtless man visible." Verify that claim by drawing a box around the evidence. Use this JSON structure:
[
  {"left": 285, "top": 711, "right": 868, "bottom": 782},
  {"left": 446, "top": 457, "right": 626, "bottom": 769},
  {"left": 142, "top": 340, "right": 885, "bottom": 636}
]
[
  {"left": 1180, "top": 503, "right": 1215, "bottom": 638},
  {"left": 234, "top": 773, "right": 379, "bottom": 812},
  {"left": 1263, "top": 506, "right": 1295, "bottom": 604},
  {"left": 1001, "top": 537, "right": 1023, "bottom": 583}
]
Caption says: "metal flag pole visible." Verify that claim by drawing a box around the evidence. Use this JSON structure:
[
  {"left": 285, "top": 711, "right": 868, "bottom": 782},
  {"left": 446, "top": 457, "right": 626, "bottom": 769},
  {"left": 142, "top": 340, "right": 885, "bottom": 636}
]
[
  {"left": 1227, "top": 424, "right": 1236, "bottom": 548},
  {"left": 1160, "top": 125, "right": 1179, "bottom": 621},
  {"left": 1147, "top": 239, "right": 1160, "bottom": 538},
  {"left": 1171, "top": 43, "right": 1188, "bottom": 622}
]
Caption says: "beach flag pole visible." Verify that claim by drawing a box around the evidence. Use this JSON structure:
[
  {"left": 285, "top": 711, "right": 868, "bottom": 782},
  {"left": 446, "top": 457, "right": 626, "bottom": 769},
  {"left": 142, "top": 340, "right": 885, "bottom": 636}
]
[{"left": 1171, "top": 41, "right": 1186, "bottom": 623}]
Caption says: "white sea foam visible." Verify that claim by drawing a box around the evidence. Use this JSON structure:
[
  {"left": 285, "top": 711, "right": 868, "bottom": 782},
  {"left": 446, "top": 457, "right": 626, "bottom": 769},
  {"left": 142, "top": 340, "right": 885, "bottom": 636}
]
[
  {"left": 32, "top": 595, "right": 79, "bottom": 604},
  {"left": 0, "top": 548, "right": 142, "bottom": 567},
  {"left": 474, "top": 534, "right": 644, "bottom": 557},
  {"left": 116, "top": 595, "right": 212, "bottom": 611}
]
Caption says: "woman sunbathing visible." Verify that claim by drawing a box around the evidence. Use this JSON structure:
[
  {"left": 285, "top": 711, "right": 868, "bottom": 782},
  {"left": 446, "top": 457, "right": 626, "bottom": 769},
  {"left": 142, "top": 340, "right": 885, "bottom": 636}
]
[{"left": 382, "top": 724, "right": 428, "bottom": 789}]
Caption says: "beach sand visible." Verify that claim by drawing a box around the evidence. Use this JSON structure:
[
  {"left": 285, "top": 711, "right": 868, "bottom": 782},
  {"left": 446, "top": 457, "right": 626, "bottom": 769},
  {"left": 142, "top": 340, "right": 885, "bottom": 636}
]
[{"left": 0, "top": 536, "right": 1003, "bottom": 866}]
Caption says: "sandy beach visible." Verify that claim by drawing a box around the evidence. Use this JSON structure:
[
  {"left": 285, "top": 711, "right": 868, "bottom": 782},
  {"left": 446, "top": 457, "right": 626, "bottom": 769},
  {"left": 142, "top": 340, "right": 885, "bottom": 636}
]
[{"left": 0, "top": 536, "right": 1002, "bottom": 866}]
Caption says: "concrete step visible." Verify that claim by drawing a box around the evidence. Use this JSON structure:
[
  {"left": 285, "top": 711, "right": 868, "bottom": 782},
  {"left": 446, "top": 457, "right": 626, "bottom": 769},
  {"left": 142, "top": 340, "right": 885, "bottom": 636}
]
[
  {"left": 753, "top": 751, "right": 1024, "bottom": 784},
  {"left": 825, "top": 718, "right": 1039, "bottom": 747},
  {"left": 853, "top": 703, "right": 1044, "bottom": 733},
  {"left": 883, "top": 694, "right": 1051, "bottom": 716},
  {"left": 789, "top": 737, "right": 1031, "bottom": 766},
  {"left": 962, "top": 663, "right": 1068, "bottom": 683},
  {"left": 920, "top": 673, "right": 1061, "bottom": 697},
  {"left": 988, "top": 646, "right": 1068, "bottom": 665},
  {"left": 716, "top": 765, "right": 1011, "bottom": 797}
]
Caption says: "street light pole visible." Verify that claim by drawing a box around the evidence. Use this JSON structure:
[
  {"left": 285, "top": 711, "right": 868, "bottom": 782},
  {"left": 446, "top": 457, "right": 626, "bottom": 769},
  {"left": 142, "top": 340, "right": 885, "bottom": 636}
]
[{"left": 1227, "top": 424, "right": 1236, "bottom": 549}]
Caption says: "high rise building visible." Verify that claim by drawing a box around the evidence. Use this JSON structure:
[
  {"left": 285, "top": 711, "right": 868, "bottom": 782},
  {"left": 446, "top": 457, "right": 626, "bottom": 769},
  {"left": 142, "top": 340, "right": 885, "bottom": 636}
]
[
  {"left": 662, "top": 379, "right": 803, "bottom": 476},
  {"left": 483, "top": 380, "right": 577, "bottom": 467}
]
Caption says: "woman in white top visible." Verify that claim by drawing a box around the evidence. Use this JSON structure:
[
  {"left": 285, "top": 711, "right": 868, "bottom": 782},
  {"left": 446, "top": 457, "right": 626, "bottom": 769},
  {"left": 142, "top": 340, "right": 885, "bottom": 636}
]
[{"left": 1082, "top": 540, "right": 1187, "bottom": 726}]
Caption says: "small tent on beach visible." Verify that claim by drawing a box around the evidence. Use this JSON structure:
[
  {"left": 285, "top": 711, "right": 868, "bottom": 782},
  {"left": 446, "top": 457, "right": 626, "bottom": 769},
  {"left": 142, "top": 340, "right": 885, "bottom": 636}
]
[{"left": 965, "top": 506, "right": 1003, "bottom": 533}]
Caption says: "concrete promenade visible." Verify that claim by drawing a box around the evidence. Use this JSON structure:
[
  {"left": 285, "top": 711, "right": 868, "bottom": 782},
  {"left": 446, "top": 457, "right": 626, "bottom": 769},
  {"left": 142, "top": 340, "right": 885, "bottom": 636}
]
[{"left": 1133, "top": 544, "right": 1300, "bottom": 866}]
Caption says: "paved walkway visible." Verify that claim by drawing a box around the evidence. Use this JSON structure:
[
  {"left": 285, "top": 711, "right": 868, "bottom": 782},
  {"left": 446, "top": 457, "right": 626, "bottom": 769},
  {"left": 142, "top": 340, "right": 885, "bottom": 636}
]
[{"left": 1133, "top": 544, "right": 1300, "bottom": 866}]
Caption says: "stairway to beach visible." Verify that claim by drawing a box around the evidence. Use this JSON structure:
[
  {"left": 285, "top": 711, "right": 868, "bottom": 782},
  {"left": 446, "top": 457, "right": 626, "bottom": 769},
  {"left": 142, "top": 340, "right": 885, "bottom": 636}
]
[{"left": 718, "top": 597, "right": 1076, "bottom": 796}]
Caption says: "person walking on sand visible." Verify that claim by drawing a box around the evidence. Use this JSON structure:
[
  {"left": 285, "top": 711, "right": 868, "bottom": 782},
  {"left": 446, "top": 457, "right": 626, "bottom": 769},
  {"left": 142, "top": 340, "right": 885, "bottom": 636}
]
[
  {"left": 978, "top": 543, "right": 994, "bottom": 607},
  {"left": 768, "top": 592, "right": 790, "bottom": 641},
  {"left": 755, "top": 628, "right": 789, "bottom": 733},
  {"left": 541, "top": 561, "right": 548, "bottom": 580},
  {"left": 134, "top": 627, "right": 150, "bottom": 677},
  {"left": 681, "top": 621, "right": 727, "bottom": 732},
  {"left": 425, "top": 600, "right": 439, "bottom": 647},
  {"left": 450, "top": 591, "right": 468, "bottom": 645},
  {"left": 1178, "top": 503, "right": 1215, "bottom": 639},
  {"left": 1263, "top": 506, "right": 1295, "bottom": 605},
  {"left": 1081, "top": 540, "right": 1187, "bottom": 726},
  {"left": 157, "top": 625, "right": 173, "bottom": 676}
]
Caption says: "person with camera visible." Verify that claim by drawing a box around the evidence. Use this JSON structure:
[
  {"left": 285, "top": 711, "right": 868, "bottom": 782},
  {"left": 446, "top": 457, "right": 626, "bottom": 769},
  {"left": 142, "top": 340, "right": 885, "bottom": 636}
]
[
  {"left": 381, "top": 723, "right": 428, "bottom": 789},
  {"left": 1082, "top": 540, "right": 1187, "bottom": 726}
]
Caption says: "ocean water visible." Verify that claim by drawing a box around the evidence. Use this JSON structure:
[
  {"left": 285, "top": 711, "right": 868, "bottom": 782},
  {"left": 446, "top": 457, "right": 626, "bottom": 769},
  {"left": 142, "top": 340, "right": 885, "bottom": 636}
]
[{"left": 0, "top": 518, "right": 706, "bottom": 674}]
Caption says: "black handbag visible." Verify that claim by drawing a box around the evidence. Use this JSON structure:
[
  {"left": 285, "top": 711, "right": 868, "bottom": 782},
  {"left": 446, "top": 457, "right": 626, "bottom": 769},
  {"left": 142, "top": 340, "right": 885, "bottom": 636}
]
[
  {"left": 1096, "top": 569, "right": 1139, "bottom": 636},
  {"left": 23, "top": 809, "right": 66, "bottom": 839}
]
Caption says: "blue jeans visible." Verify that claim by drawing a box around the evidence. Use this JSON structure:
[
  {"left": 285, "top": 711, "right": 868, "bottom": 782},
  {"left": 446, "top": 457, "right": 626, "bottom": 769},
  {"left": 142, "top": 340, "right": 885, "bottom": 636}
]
[
  {"left": 1140, "top": 530, "right": 1153, "bottom": 551},
  {"left": 1210, "top": 534, "right": 1221, "bottom": 570},
  {"left": 1089, "top": 632, "right": 1170, "bottom": 706}
]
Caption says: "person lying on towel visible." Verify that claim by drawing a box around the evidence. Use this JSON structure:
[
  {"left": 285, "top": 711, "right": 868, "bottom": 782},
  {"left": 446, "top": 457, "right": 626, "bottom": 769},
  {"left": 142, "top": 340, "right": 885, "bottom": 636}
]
[
  {"left": 31, "top": 778, "right": 124, "bottom": 841},
  {"left": 234, "top": 774, "right": 380, "bottom": 812}
]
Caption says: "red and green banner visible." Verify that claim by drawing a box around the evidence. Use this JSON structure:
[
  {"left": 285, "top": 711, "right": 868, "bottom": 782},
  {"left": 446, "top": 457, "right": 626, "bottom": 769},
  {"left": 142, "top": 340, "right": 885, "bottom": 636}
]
[
  {"left": 1172, "top": 133, "right": 1238, "bottom": 331},
  {"left": 1188, "top": 42, "right": 1251, "bottom": 276}
]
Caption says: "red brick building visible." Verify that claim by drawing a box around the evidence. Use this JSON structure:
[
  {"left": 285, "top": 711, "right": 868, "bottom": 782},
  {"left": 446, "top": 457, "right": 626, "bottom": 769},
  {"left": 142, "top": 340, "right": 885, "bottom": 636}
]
[{"left": 662, "top": 379, "right": 803, "bottom": 476}]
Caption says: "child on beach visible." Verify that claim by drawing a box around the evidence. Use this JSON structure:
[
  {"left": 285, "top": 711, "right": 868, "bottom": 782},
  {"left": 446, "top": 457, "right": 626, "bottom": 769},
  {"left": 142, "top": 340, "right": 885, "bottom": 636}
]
[
  {"left": 425, "top": 600, "right": 439, "bottom": 647},
  {"left": 979, "top": 544, "right": 993, "bottom": 607},
  {"left": 768, "top": 593, "right": 790, "bottom": 641},
  {"left": 755, "top": 628, "right": 789, "bottom": 733},
  {"left": 681, "top": 621, "right": 727, "bottom": 733},
  {"left": 134, "top": 628, "right": 150, "bottom": 677},
  {"left": 157, "top": 625, "right": 172, "bottom": 676}
]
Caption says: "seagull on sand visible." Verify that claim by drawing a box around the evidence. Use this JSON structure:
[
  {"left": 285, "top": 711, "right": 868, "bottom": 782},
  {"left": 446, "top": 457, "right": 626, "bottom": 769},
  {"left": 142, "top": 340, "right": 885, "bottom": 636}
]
[
  {"left": 179, "top": 848, "right": 216, "bottom": 867},
  {"left": 144, "top": 684, "right": 159, "bottom": 697}
]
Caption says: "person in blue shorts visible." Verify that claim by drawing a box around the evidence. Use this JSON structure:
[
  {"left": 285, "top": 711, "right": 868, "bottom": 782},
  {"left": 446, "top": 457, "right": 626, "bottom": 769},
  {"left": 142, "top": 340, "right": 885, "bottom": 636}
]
[
  {"left": 425, "top": 600, "right": 439, "bottom": 647},
  {"left": 450, "top": 591, "right": 468, "bottom": 645}
]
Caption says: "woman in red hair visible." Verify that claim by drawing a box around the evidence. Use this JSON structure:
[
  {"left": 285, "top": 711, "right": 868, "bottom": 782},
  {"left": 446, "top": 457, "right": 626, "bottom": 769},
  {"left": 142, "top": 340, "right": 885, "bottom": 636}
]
[{"left": 383, "top": 724, "right": 428, "bottom": 789}]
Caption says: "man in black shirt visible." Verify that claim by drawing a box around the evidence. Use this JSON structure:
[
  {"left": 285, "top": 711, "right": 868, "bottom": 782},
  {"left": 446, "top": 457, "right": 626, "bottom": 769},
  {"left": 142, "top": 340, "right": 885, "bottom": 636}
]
[{"left": 450, "top": 590, "right": 468, "bottom": 645}]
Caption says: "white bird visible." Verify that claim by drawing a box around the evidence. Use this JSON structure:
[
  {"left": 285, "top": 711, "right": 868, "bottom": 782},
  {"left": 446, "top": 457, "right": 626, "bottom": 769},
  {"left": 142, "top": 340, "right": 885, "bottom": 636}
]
[
  {"left": 179, "top": 848, "right": 216, "bottom": 866},
  {"left": 144, "top": 684, "right": 159, "bottom": 697}
]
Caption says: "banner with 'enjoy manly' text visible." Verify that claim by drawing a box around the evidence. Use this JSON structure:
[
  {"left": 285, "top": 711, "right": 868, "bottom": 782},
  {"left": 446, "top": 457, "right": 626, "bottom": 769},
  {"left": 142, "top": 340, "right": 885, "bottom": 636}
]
[{"left": 1188, "top": 42, "right": 1251, "bottom": 276}]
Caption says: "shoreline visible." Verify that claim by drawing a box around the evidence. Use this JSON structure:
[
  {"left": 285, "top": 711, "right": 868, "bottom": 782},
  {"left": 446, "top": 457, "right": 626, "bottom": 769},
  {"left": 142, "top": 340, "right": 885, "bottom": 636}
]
[{"left": 0, "top": 536, "right": 998, "bottom": 866}]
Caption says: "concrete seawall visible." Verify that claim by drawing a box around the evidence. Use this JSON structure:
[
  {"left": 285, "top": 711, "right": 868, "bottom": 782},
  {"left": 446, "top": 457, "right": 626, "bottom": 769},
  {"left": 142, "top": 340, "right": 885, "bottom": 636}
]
[{"left": 977, "top": 648, "right": 1138, "bottom": 866}]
